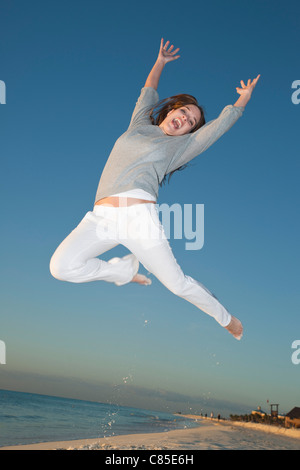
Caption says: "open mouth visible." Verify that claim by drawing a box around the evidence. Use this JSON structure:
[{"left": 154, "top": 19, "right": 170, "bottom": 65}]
[{"left": 172, "top": 117, "right": 183, "bottom": 129}]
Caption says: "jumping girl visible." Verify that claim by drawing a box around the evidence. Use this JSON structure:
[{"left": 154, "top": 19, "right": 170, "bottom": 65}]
[{"left": 50, "top": 39, "right": 260, "bottom": 340}]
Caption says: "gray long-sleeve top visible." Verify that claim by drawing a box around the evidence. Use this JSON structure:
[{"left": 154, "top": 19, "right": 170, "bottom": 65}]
[{"left": 95, "top": 87, "right": 244, "bottom": 203}]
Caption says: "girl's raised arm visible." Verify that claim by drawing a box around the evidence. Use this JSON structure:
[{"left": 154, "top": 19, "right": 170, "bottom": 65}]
[{"left": 145, "top": 38, "right": 180, "bottom": 90}]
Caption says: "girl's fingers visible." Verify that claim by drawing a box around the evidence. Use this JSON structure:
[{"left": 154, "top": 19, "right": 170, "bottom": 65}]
[
  {"left": 160, "top": 39, "right": 180, "bottom": 59},
  {"left": 167, "top": 45, "right": 180, "bottom": 53},
  {"left": 238, "top": 74, "right": 260, "bottom": 92},
  {"left": 162, "top": 39, "right": 180, "bottom": 51},
  {"left": 251, "top": 75, "right": 261, "bottom": 87},
  {"left": 254, "top": 74, "right": 261, "bottom": 83}
]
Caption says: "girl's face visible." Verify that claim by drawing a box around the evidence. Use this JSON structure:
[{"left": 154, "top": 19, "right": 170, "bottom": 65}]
[{"left": 159, "top": 104, "right": 201, "bottom": 136}]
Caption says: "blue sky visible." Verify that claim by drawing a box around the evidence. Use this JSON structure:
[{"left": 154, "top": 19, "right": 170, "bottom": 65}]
[{"left": 1, "top": 0, "right": 299, "bottom": 417}]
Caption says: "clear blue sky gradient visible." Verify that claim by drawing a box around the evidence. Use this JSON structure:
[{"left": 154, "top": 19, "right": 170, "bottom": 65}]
[{"left": 1, "top": 0, "right": 299, "bottom": 416}]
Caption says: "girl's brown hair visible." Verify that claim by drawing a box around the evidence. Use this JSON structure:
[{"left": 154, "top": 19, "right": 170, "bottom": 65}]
[{"left": 148, "top": 94, "right": 206, "bottom": 185}]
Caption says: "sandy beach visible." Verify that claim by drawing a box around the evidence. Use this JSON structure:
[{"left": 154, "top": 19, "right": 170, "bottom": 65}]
[{"left": 1, "top": 415, "right": 299, "bottom": 450}]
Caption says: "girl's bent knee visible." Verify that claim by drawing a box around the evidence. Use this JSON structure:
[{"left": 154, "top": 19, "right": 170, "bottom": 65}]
[{"left": 49, "top": 255, "right": 70, "bottom": 281}]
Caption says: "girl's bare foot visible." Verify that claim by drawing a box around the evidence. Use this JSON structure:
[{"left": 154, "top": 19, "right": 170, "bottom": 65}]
[
  {"left": 225, "top": 315, "right": 243, "bottom": 340},
  {"left": 131, "top": 273, "right": 152, "bottom": 286}
]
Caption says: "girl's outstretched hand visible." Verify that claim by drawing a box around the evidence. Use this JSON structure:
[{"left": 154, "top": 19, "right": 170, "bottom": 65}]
[
  {"left": 144, "top": 39, "right": 179, "bottom": 89},
  {"left": 236, "top": 74, "right": 261, "bottom": 99},
  {"left": 234, "top": 74, "right": 260, "bottom": 107},
  {"left": 157, "top": 38, "right": 180, "bottom": 64}
]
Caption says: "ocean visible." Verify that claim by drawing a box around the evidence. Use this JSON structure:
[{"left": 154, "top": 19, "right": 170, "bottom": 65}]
[{"left": 0, "top": 389, "right": 198, "bottom": 448}]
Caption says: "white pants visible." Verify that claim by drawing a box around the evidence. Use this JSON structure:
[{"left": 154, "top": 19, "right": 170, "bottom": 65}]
[{"left": 49, "top": 203, "right": 231, "bottom": 327}]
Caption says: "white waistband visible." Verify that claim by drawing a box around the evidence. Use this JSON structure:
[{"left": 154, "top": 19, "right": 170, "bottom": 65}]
[{"left": 110, "top": 189, "right": 156, "bottom": 201}]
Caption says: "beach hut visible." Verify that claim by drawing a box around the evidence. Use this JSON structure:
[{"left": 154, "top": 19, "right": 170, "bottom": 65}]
[{"left": 285, "top": 407, "right": 300, "bottom": 428}]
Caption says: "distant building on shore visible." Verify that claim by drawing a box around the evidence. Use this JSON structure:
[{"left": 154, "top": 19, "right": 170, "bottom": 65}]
[
  {"left": 251, "top": 404, "right": 285, "bottom": 420},
  {"left": 285, "top": 407, "right": 300, "bottom": 428},
  {"left": 251, "top": 406, "right": 267, "bottom": 417}
]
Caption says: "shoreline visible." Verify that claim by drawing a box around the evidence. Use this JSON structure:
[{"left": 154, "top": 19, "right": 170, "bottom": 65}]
[
  {"left": 1, "top": 415, "right": 300, "bottom": 450},
  {"left": 183, "top": 414, "right": 300, "bottom": 439}
]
